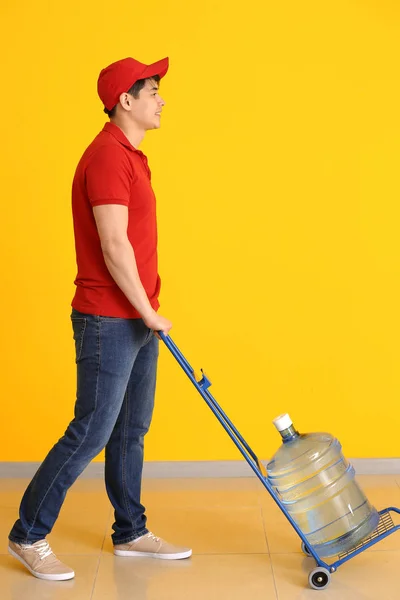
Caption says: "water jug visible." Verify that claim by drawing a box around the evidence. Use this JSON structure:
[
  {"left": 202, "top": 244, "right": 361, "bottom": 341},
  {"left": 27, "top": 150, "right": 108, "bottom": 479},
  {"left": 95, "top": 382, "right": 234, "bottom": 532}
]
[{"left": 267, "top": 413, "right": 379, "bottom": 557}]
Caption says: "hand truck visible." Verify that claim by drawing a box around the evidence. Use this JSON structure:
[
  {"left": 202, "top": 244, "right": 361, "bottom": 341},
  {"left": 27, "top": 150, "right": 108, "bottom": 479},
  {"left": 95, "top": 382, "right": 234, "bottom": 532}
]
[{"left": 159, "top": 332, "right": 400, "bottom": 590}]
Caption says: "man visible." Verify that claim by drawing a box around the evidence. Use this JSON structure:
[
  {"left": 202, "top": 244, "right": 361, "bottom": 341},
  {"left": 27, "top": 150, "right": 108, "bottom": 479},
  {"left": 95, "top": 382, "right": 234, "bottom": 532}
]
[{"left": 8, "top": 56, "right": 192, "bottom": 581}]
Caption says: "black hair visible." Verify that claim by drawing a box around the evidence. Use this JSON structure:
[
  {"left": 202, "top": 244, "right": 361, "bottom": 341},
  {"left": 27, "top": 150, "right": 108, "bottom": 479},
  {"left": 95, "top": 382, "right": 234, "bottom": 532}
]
[{"left": 104, "top": 75, "right": 161, "bottom": 118}]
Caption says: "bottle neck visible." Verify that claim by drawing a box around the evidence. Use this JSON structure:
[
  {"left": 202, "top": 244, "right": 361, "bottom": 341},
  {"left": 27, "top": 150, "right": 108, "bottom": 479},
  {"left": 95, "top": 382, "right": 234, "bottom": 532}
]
[{"left": 280, "top": 425, "right": 300, "bottom": 442}]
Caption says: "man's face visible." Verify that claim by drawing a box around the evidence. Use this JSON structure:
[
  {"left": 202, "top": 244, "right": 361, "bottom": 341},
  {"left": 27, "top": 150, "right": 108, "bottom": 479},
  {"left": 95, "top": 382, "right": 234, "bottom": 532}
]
[{"left": 129, "top": 78, "right": 165, "bottom": 131}]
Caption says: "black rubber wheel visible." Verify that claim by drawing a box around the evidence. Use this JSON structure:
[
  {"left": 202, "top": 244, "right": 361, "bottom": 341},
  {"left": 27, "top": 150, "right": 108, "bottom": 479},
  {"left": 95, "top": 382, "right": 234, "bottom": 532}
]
[
  {"left": 301, "top": 541, "right": 312, "bottom": 557},
  {"left": 308, "top": 567, "right": 331, "bottom": 590}
]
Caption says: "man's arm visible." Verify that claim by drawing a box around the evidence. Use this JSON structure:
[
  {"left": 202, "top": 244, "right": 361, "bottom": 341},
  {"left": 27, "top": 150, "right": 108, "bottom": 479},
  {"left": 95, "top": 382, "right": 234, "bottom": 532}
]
[{"left": 93, "top": 204, "right": 172, "bottom": 334}]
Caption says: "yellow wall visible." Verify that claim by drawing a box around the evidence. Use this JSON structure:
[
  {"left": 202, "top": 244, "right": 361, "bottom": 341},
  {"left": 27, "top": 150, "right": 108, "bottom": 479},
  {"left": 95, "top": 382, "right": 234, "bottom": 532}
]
[{"left": 1, "top": 1, "right": 400, "bottom": 462}]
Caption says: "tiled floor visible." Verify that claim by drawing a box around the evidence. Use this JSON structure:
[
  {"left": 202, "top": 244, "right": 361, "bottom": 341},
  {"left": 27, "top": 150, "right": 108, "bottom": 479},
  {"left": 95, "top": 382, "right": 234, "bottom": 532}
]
[{"left": 1, "top": 475, "right": 400, "bottom": 599}]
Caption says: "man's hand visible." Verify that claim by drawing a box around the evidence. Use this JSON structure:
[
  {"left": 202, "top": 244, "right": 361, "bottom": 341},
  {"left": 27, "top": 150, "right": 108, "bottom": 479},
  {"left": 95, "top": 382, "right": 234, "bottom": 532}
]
[{"left": 143, "top": 310, "right": 172, "bottom": 335}]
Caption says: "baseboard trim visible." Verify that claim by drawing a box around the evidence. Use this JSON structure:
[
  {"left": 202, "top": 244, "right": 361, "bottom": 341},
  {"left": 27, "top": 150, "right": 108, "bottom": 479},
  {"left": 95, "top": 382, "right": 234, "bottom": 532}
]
[{"left": 1, "top": 459, "right": 400, "bottom": 479}]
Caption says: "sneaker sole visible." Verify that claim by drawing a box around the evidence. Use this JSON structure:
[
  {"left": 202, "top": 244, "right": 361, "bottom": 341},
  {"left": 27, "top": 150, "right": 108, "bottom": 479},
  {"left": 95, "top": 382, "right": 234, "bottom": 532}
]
[
  {"left": 8, "top": 547, "right": 75, "bottom": 581},
  {"left": 114, "top": 549, "right": 192, "bottom": 560}
]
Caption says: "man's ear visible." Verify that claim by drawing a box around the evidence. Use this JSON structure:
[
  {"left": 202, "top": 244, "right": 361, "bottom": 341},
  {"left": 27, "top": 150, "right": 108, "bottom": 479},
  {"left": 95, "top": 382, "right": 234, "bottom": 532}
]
[{"left": 119, "top": 92, "right": 133, "bottom": 111}]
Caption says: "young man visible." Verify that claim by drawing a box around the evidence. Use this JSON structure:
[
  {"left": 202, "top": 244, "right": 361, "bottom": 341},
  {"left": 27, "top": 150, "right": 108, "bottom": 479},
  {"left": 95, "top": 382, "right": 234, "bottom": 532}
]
[{"left": 8, "top": 56, "right": 192, "bottom": 581}]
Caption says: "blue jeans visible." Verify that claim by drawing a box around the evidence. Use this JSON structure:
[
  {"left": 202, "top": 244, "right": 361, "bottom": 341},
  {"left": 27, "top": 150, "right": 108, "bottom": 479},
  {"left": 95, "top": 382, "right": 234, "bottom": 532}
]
[{"left": 9, "top": 309, "right": 159, "bottom": 545}]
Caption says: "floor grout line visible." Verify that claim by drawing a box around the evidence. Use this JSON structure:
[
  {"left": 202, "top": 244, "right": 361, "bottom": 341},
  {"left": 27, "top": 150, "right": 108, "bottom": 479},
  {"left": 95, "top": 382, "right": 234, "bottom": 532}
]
[
  {"left": 100, "top": 506, "right": 112, "bottom": 553},
  {"left": 259, "top": 505, "right": 271, "bottom": 555},
  {"left": 90, "top": 506, "right": 112, "bottom": 600},
  {"left": 260, "top": 505, "right": 280, "bottom": 600},
  {"left": 268, "top": 553, "right": 281, "bottom": 600},
  {"left": 89, "top": 554, "right": 102, "bottom": 600}
]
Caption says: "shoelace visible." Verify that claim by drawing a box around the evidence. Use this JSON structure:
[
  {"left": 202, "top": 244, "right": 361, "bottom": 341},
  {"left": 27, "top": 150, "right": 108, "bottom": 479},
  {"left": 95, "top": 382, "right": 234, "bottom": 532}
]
[
  {"left": 23, "top": 540, "right": 53, "bottom": 560},
  {"left": 146, "top": 532, "right": 161, "bottom": 543}
]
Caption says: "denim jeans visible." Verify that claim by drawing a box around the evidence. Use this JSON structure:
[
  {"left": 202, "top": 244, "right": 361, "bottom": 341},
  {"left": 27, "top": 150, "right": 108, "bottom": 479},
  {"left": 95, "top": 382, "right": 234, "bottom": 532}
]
[{"left": 9, "top": 308, "right": 159, "bottom": 545}]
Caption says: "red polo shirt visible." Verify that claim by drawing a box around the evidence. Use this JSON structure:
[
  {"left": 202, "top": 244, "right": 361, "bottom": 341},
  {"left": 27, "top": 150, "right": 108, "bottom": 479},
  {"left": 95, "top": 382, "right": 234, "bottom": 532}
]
[{"left": 71, "top": 122, "right": 161, "bottom": 318}]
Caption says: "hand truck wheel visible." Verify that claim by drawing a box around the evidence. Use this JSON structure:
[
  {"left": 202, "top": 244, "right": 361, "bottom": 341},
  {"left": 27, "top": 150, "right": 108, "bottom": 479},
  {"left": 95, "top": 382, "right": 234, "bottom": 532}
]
[
  {"left": 308, "top": 567, "right": 331, "bottom": 590},
  {"left": 301, "top": 541, "right": 312, "bottom": 557}
]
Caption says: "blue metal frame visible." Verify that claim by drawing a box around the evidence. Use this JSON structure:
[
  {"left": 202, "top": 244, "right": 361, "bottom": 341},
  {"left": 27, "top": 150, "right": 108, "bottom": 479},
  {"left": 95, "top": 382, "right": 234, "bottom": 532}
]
[{"left": 159, "top": 332, "right": 400, "bottom": 576}]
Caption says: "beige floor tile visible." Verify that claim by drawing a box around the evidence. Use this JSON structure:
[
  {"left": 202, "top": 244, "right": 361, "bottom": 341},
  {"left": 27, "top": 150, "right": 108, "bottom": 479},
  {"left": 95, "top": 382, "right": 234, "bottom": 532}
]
[
  {"left": 0, "top": 554, "right": 98, "bottom": 600},
  {"left": 47, "top": 506, "right": 111, "bottom": 555},
  {"left": 358, "top": 476, "right": 400, "bottom": 552},
  {"left": 0, "top": 477, "right": 261, "bottom": 511},
  {"left": 69, "top": 478, "right": 108, "bottom": 493},
  {"left": 0, "top": 479, "right": 33, "bottom": 493},
  {"left": 142, "top": 485, "right": 261, "bottom": 510},
  {"left": 0, "top": 478, "right": 110, "bottom": 510},
  {"left": 271, "top": 550, "right": 400, "bottom": 599},
  {"left": 262, "top": 501, "right": 302, "bottom": 554},
  {"left": 103, "top": 506, "right": 268, "bottom": 555},
  {"left": 0, "top": 492, "right": 28, "bottom": 509},
  {"left": 142, "top": 476, "right": 260, "bottom": 492},
  {"left": 1, "top": 508, "right": 20, "bottom": 553},
  {"left": 92, "top": 553, "right": 277, "bottom": 600},
  {"left": 357, "top": 475, "right": 399, "bottom": 488},
  {"left": 59, "top": 492, "right": 111, "bottom": 518},
  {"left": 61, "top": 491, "right": 111, "bottom": 513},
  {"left": 356, "top": 475, "right": 400, "bottom": 510}
]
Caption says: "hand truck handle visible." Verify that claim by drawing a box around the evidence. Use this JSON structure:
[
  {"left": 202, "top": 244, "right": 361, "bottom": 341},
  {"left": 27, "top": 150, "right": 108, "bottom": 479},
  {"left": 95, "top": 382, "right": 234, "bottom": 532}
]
[{"left": 158, "top": 330, "right": 270, "bottom": 483}]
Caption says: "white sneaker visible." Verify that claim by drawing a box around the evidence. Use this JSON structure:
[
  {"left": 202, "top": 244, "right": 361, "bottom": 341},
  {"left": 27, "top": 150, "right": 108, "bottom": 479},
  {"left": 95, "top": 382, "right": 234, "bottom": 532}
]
[
  {"left": 114, "top": 532, "right": 192, "bottom": 560},
  {"left": 8, "top": 539, "right": 75, "bottom": 581}
]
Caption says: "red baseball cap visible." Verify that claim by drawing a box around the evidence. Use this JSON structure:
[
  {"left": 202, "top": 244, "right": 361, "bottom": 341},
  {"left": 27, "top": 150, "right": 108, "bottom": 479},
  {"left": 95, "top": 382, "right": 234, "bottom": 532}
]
[{"left": 97, "top": 56, "right": 169, "bottom": 111}]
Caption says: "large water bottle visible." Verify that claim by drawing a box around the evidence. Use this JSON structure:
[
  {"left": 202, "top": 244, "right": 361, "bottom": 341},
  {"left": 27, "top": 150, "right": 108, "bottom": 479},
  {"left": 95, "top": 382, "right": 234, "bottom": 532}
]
[{"left": 267, "top": 413, "right": 379, "bottom": 557}]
